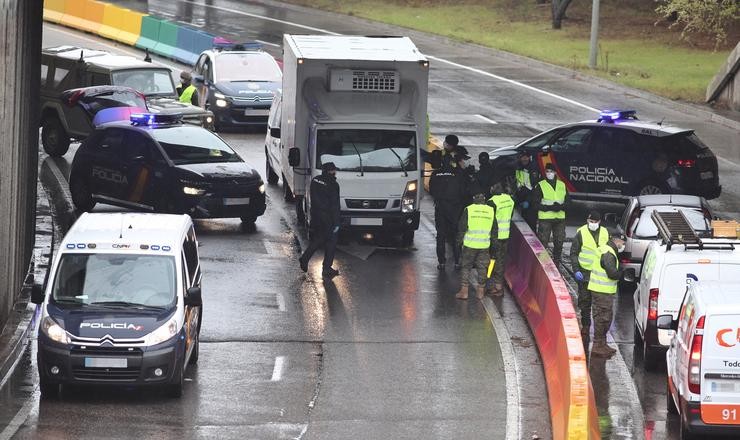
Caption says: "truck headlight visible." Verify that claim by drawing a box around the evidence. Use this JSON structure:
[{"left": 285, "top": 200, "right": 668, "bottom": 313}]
[
  {"left": 41, "top": 316, "right": 70, "bottom": 344},
  {"left": 216, "top": 99, "right": 228, "bottom": 108},
  {"left": 183, "top": 186, "right": 207, "bottom": 196},
  {"left": 144, "top": 316, "right": 179, "bottom": 346},
  {"left": 401, "top": 180, "right": 418, "bottom": 213},
  {"left": 258, "top": 183, "right": 265, "bottom": 194}
]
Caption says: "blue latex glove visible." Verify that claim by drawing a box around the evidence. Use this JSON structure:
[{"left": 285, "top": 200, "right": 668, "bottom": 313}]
[
  {"left": 575, "top": 271, "right": 584, "bottom": 282},
  {"left": 521, "top": 201, "right": 530, "bottom": 209},
  {"left": 332, "top": 226, "right": 340, "bottom": 234}
]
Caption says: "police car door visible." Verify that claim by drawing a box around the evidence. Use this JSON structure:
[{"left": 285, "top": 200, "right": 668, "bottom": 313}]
[
  {"left": 590, "top": 127, "right": 638, "bottom": 195},
  {"left": 546, "top": 127, "right": 595, "bottom": 193},
  {"left": 121, "top": 130, "right": 161, "bottom": 207},
  {"left": 90, "top": 128, "right": 127, "bottom": 199}
]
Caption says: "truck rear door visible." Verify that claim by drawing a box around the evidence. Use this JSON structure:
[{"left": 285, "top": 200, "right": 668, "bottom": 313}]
[{"left": 701, "top": 313, "right": 740, "bottom": 425}]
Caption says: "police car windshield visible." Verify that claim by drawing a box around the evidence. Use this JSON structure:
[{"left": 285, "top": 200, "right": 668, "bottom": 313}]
[
  {"left": 51, "top": 253, "right": 176, "bottom": 309},
  {"left": 316, "top": 129, "right": 418, "bottom": 172},
  {"left": 215, "top": 53, "right": 282, "bottom": 82},
  {"left": 151, "top": 127, "right": 242, "bottom": 165},
  {"left": 111, "top": 69, "right": 176, "bottom": 97}
]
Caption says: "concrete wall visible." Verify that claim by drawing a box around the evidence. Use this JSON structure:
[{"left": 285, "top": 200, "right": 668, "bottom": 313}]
[
  {"left": 707, "top": 42, "right": 740, "bottom": 112},
  {"left": 0, "top": 0, "right": 43, "bottom": 330}
]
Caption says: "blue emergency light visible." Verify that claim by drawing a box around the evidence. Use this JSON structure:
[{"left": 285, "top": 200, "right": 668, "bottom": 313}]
[
  {"left": 213, "top": 39, "right": 262, "bottom": 51},
  {"left": 129, "top": 113, "right": 183, "bottom": 126},
  {"left": 598, "top": 109, "right": 637, "bottom": 122}
]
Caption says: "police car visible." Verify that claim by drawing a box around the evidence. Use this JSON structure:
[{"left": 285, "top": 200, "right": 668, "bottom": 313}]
[
  {"left": 191, "top": 43, "right": 282, "bottom": 128},
  {"left": 491, "top": 110, "right": 721, "bottom": 200},
  {"left": 69, "top": 113, "right": 266, "bottom": 224},
  {"left": 31, "top": 213, "right": 202, "bottom": 398}
]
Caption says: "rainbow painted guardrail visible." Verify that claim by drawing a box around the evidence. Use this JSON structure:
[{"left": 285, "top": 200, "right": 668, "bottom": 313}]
[
  {"left": 506, "top": 217, "right": 601, "bottom": 439},
  {"left": 43, "top": 0, "right": 602, "bottom": 437}
]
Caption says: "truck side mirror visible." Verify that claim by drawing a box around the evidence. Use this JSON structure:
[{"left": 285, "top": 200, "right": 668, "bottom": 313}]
[
  {"left": 656, "top": 314, "right": 678, "bottom": 332},
  {"left": 270, "top": 127, "right": 281, "bottom": 139},
  {"left": 622, "top": 268, "right": 636, "bottom": 283},
  {"left": 31, "top": 284, "right": 45, "bottom": 305},
  {"left": 185, "top": 286, "right": 202, "bottom": 307},
  {"left": 288, "top": 147, "right": 300, "bottom": 167}
]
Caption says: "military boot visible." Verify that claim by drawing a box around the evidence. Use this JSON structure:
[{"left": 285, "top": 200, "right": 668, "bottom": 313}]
[
  {"left": 591, "top": 343, "right": 616, "bottom": 358},
  {"left": 475, "top": 285, "right": 485, "bottom": 299},
  {"left": 455, "top": 283, "right": 469, "bottom": 300}
]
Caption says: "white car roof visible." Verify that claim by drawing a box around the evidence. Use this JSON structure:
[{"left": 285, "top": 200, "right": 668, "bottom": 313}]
[
  {"left": 61, "top": 213, "right": 191, "bottom": 255},
  {"left": 653, "top": 238, "right": 740, "bottom": 261},
  {"left": 691, "top": 281, "right": 740, "bottom": 315}
]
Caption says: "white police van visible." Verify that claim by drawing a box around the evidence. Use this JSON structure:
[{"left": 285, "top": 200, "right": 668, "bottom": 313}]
[
  {"left": 663, "top": 281, "right": 740, "bottom": 439},
  {"left": 634, "top": 211, "right": 740, "bottom": 371},
  {"left": 32, "top": 212, "right": 202, "bottom": 398}
]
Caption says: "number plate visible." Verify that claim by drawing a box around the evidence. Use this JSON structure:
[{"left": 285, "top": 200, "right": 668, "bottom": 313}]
[
  {"left": 700, "top": 171, "right": 714, "bottom": 180},
  {"left": 244, "top": 108, "right": 269, "bottom": 116},
  {"left": 350, "top": 218, "right": 382, "bottom": 226},
  {"left": 701, "top": 403, "right": 740, "bottom": 425},
  {"left": 223, "top": 197, "right": 250, "bottom": 206},
  {"left": 84, "top": 357, "right": 127, "bottom": 368},
  {"left": 711, "top": 380, "right": 740, "bottom": 393}
]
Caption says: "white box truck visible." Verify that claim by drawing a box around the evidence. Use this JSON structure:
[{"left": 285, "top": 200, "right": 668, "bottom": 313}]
[{"left": 265, "top": 35, "right": 429, "bottom": 244}]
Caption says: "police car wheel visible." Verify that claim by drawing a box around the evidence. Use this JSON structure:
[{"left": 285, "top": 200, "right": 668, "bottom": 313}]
[
  {"left": 70, "top": 179, "right": 96, "bottom": 212},
  {"left": 401, "top": 231, "right": 414, "bottom": 246},
  {"left": 41, "top": 117, "right": 70, "bottom": 157},
  {"left": 39, "top": 379, "right": 59, "bottom": 399},
  {"left": 266, "top": 151, "right": 279, "bottom": 185},
  {"left": 638, "top": 181, "right": 667, "bottom": 196}
]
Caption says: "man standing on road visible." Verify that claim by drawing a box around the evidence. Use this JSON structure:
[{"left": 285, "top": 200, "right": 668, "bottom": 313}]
[
  {"left": 429, "top": 162, "right": 465, "bottom": 270},
  {"left": 588, "top": 233, "right": 626, "bottom": 357},
  {"left": 513, "top": 151, "right": 540, "bottom": 229},
  {"left": 441, "top": 134, "right": 461, "bottom": 169},
  {"left": 177, "top": 71, "right": 199, "bottom": 106},
  {"left": 532, "top": 163, "right": 569, "bottom": 264},
  {"left": 475, "top": 152, "right": 495, "bottom": 198},
  {"left": 299, "top": 162, "right": 341, "bottom": 280},
  {"left": 487, "top": 183, "right": 514, "bottom": 296},
  {"left": 570, "top": 211, "right": 609, "bottom": 336},
  {"left": 455, "top": 192, "right": 495, "bottom": 300}
]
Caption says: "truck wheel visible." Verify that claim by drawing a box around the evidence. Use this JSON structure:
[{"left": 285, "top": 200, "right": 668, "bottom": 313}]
[
  {"left": 70, "top": 178, "right": 96, "bottom": 212},
  {"left": 666, "top": 381, "right": 678, "bottom": 414},
  {"left": 266, "top": 151, "right": 279, "bottom": 185},
  {"left": 401, "top": 230, "right": 414, "bottom": 247},
  {"left": 295, "top": 195, "right": 306, "bottom": 226},
  {"left": 39, "top": 379, "right": 59, "bottom": 400},
  {"left": 283, "top": 175, "right": 294, "bottom": 202},
  {"left": 41, "top": 116, "right": 71, "bottom": 157},
  {"left": 643, "top": 340, "right": 662, "bottom": 372}
]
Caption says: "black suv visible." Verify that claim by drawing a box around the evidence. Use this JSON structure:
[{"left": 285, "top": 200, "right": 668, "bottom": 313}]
[
  {"left": 69, "top": 113, "right": 266, "bottom": 224},
  {"left": 41, "top": 46, "right": 214, "bottom": 156},
  {"left": 491, "top": 110, "right": 721, "bottom": 200}
]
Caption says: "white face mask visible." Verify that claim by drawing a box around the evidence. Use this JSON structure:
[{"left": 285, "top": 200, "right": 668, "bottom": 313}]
[
  {"left": 545, "top": 171, "right": 556, "bottom": 180},
  {"left": 588, "top": 221, "right": 600, "bottom": 231}
]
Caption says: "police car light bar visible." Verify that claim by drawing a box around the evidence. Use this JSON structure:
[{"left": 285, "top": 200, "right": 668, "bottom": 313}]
[
  {"left": 213, "top": 37, "right": 262, "bottom": 51},
  {"left": 598, "top": 109, "right": 637, "bottom": 122},
  {"left": 130, "top": 113, "right": 183, "bottom": 126}
]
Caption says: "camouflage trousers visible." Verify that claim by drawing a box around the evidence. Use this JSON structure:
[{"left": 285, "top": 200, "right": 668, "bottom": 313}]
[
  {"left": 537, "top": 219, "right": 566, "bottom": 263},
  {"left": 489, "top": 239, "right": 508, "bottom": 287},
  {"left": 591, "top": 292, "right": 615, "bottom": 346},
  {"left": 460, "top": 247, "right": 490, "bottom": 286},
  {"left": 577, "top": 271, "right": 592, "bottom": 328}
]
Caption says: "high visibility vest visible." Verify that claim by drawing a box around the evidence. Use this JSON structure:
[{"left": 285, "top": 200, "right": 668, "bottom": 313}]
[
  {"left": 463, "top": 204, "right": 495, "bottom": 249},
  {"left": 576, "top": 225, "right": 608, "bottom": 271},
  {"left": 588, "top": 245, "right": 619, "bottom": 295},
  {"left": 179, "top": 84, "right": 196, "bottom": 104},
  {"left": 489, "top": 194, "right": 514, "bottom": 240},
  {"left": 537, "top": 179, "right": 566, "bottom": 220},
  {"left": 515, "top": 169, "right": 532, "bottom": 190}
]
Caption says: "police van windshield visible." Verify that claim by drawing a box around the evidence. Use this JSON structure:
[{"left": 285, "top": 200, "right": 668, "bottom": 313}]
[
  {"left": 111, "top": 69, "right": 176, "bottom": 97},
  {"left": 316, "top": 129, "right": 417, "bottom": 172},
  {"left": 51, "top": 253, "right": 176, "bottom": 309},
  {"left": 215, "top": 53, "right": 282, "bottom": 82},
  {"left": 152, "top": 127, "right": 242, "bottom": 165}
]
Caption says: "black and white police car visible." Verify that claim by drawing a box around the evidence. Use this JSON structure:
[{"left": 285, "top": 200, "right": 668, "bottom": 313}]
[
  {"left": 69, "top": 113, "right": 266, "bottom": 224},
  {"left": 492, "top": 110, "right": 721, "bottom": 200}
]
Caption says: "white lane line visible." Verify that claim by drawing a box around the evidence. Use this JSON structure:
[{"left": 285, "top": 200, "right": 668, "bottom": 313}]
[
  {"left": 181, "top": 0, "right": 599, "bottom": 113},
  {"left": 481, "top": 298, "right": 520, "bottom": 440},
  {"left": 44, "top": 24, "right": 186, "bottom": 71},
  {"left": 475, "top": 114, "right": 498, "bottom": 125},
  {"left": 255, "top": 39, "right": 281, "bottom": 48},
  {"left": 0, "top": 387, "right": 37, "bottom": 440},
  {"left": 271, "top": 356, "right": 286, "bottom": 381},
  {"left": 276, "top": 292, "right": 287, "bottom": 312}
]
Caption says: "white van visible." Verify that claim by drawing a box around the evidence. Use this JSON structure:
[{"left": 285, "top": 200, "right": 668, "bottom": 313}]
[
  {"left": 663, "top": 281, "right": 740, "bottom": 439},
  {"left": 31, "top": 213, "right": 203, "bottom": 398},
  {"left": 633, "top": 211, "right": 740, "bottom": 370}
]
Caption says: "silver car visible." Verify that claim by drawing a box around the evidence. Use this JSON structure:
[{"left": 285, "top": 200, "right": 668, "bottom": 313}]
[{"left": 609, "top": 194, "right": 713, "bottom": 275}]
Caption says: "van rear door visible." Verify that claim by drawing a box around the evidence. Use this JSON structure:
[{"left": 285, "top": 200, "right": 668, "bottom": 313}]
[
  {"left": 700, "top": 313, "right": 740, "bottom": 425},
  {"left": 660, "top": 263, "right": 719, "bottom": 318}
]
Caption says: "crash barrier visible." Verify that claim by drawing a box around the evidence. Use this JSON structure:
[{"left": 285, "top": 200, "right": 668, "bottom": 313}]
[
  {"left": 505, "top": 217, "right": 601, "bottom": 440},
  {"left": 44, "top": 0, "right": 216, "bottom": 68}
]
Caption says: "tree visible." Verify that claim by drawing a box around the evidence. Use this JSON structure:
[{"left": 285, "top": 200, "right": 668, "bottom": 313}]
[
  {"left": 551, "top": 0, "right": 575, "bottom": 29},
  {"left": 656, "top": 0, "right": 740, "bottom": 49}
]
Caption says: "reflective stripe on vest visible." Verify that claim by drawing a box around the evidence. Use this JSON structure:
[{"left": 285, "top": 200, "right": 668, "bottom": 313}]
[
  {"left": 515, "top": 169, "right": 531, "bottom": 190},
  {"left": 463, "top": 204, "right": 494, "bottom": 249},
  {"left": 179, "top": 84, "right": 196, "bottom": 104},
  {"left": 489, "top": 194, "right": 514, "bottom": 240},
  {"left": 588, "top": 245, "right": 619, "bottom": 294},
  {"left": 577, "top": 225, "right": 609, "bottom": 271},
  {"left": 537, "top": 179, "right": 566, "bottom": 220}
]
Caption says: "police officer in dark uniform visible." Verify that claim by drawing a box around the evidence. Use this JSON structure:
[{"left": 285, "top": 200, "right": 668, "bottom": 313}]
[
  {"left": 475, "top": 152, "right": 495, "bottom": 198},
  {"left": 429, "top": 162, "right": 465, "bottom": 270},
  {"left": 299, "top": 162, "right": 341, "bottom": 279}
]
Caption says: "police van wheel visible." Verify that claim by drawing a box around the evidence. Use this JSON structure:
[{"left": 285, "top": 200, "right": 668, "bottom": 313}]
[
  {"left": 266, "top": 153, "right": 279, "bottom": 185},
  {"left": 666, "top": 381, "right": 678, "bottom": 414},
  {"left": 167, "top": 367, "right": 184, "bottom": 398},
  {"left": 295, "top": 196, "right": 306, "bottom": 226},
  {"left": 70, "top": 179, "right": 96, "bottom": 212},
  {"left": 240, "top": 215, "right": 257, "bottom": 225},
  {"left": 401, "top": 231, "right": 414, "bottom": 246},
  {"left": 189, "top": 332, "right": 199, "bottom": 365},
  {"left": 41, "top": 117, "right": 70, "bottom": 157},
  {"left": 39, "top": 379, "right": 59, "bottom": 400}
]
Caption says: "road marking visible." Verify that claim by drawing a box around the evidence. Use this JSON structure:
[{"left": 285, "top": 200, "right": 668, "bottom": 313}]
[
  {"left": 181, "top": 0, "right": 599, "bottom": 113},
  {"left": 271, "top": 356, "right": 286, "bottom": 381},
  {"left": 255, "top": 39, "right": 281, "bottom": 48},
  {"left": 481, "top": 298, "right": 520, "bottom": 440},
  {"left": 276, "top": 292, "right": 287, "bottom": 312},
  {"left": 475, "top": 114, "right": 498, "bottom": 125},
  {"left": 0, "top": 386, "right": 37, "bottom": 440}
]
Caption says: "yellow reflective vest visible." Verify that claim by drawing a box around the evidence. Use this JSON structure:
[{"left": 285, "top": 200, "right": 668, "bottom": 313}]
[
  {"left": 463, "top": 204, "right": 495, "bottom": 249},
  {"left": 537, "top": 179, "right": 566, "bottom": 220},
  {"left": 179, "top": 84, "right": 196, "bottom": 104},
  {"left": 588, "top": 245, "right": 619, "bottom": 295},
  {"left": 489, "top": 194, "right": 514, "bottom": 240},
  {"left": 515, "top": 169, "right": 532, "bottom": 190},
  {"left": 576, "top": 225, "right": 608, "bottom": 271}
]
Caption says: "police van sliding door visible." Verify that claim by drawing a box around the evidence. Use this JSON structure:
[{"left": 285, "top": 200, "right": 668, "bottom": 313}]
[{"left": 547, "top": 127, "right": 596, "bottom": 194}]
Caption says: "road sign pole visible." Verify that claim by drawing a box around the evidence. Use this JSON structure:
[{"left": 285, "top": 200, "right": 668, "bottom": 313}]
[{"left": 588, "top": 0, "right": 600, "bottom": 69}]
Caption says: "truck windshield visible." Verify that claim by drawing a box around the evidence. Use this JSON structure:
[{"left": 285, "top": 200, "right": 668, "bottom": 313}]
[
  {"left": 316, "top": 129, "right": 417, "bottom": 172},
  {"left": 51, "top": 253, "right": 177, "bottom": 309},
  {"left": 111, "top": 69, "right": 176, "bottom": 97}
]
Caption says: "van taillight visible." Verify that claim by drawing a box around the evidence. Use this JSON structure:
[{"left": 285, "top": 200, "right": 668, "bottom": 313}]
[
  {"left": 648, "top": 288, "right": 659, "bottom": 321},
  {"left": 688, "top": 316, "right": 705, "bottom": 395},
  {"left": 677, "top": 159, "right": 696, "bottom": 168}
]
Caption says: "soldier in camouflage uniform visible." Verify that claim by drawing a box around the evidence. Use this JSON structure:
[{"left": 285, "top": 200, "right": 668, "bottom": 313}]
[
  {"left": 588, "top": 233, "right": 626, "bottom": 358},
  {"left": 569, "top": 211, "right": 609, "bottom": 335},
  {"left": 455, "top": 193, "right": 495, "bottom": 300}
]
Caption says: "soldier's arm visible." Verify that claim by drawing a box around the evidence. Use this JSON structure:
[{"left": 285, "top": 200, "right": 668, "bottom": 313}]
[
  {"left": 570, "top": 232, "right": 582, "bottom": 270},
  {"left": 602, "top": 252, "right": 623, "bottom": 280}
]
